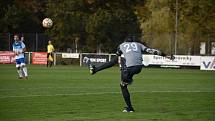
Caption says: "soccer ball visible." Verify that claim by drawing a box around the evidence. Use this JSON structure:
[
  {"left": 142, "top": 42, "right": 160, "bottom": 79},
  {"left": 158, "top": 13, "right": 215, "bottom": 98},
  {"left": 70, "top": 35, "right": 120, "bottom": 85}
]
[{"left": 42, "top": 18, "right": 53, "bottom": 28}]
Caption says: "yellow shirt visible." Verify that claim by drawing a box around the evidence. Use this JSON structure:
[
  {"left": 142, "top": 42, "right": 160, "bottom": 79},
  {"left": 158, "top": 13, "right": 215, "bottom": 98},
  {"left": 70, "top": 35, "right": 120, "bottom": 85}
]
[{"left": 47, "top": 44, "right": 54, "bottom": 53}]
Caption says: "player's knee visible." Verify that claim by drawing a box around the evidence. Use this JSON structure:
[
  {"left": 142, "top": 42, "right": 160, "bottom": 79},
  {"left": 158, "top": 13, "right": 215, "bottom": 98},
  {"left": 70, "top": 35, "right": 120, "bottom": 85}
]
[
  {"left": 17, "top": 67, "right": 21, "bottom": 70},
  {"left": 121, "top": 75, "right": 128, "bottom": 82},
  {"left": 21, "top": 64, "right": 25, "bottom": 68},
  {"left": 120, "top": 82, "right": 128, "bottom": 87},
  {"left": 121, "top": 76, "right": 132, "bottom": 85}
]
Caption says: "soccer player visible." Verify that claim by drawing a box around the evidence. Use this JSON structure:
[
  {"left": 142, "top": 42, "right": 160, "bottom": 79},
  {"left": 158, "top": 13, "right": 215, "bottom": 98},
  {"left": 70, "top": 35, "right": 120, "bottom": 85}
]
[
  {"left": 85, "top": 35, "right": 174, "bottom": 112},
  {"left": 47, "top": 40, "right": 55, "bottom": 67},
  {"left": 12, "top": 34, "right": 28, "bottom": 79},
  {"left": 21, "top": 36, "right": 24, "bottom": 42}
]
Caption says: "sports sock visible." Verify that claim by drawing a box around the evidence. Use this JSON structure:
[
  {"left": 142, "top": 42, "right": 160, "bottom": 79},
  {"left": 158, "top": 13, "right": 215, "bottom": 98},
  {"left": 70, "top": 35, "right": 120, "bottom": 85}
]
[
  {"left": 50, "top": 61, "right": 53, "bottom": 67},
  {"left": 95, "top": 56, "right": 118, "bottom": 72},
  {"left": 17, "top": 68, "right": 23, "bottom": 78},
  {"left": 22, "top": 66, "right": 28, "bottom": 77},
  {"left": 120, "top": 84, "right": 133, "bottom": 109}
]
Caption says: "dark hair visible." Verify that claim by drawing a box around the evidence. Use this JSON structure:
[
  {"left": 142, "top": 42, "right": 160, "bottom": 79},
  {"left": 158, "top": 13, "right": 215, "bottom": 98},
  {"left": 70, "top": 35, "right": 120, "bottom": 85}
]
[
  {"left": 14, "top": 34, "right": 19, "bottom": 37},
  {"left": 125, "top": 35, "right": 136, "bottom": 42}
]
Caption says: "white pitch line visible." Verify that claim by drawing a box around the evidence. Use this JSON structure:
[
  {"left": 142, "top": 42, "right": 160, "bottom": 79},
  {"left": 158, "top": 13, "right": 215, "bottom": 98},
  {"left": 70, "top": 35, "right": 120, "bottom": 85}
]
[
  {"left": 0, "top": 87, "right": 213, "bottom": 92},
  {"left": 0, "top": 87, "right": 119, "bottom": 91},
  {"left": 0, "top": 92, "right": 121, "bottom": 99},
  {"left": 0, "top": 90, "right": 214, "bottom": 99}
]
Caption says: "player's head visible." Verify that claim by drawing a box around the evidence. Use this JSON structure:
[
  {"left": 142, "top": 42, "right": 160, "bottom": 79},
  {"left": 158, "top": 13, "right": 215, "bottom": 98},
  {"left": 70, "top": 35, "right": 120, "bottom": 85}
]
[
  {"left": 48, "top": 40, "right": 52, "bottom": 44},
  {"left": 14, "top": 34, "right": 20, "bottom": 42},
  {"left": 21, "top": 36, "right": 24, "bottom": 41},
  {"left": 125, "top": 35, "right": 136, "bottom": 42}
]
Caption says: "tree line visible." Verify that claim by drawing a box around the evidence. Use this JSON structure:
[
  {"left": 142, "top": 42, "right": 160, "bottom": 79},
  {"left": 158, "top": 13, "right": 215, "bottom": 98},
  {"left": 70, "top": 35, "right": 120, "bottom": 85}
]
[{"left": 0, "top": 0, "right": 214, "bottom": 54}]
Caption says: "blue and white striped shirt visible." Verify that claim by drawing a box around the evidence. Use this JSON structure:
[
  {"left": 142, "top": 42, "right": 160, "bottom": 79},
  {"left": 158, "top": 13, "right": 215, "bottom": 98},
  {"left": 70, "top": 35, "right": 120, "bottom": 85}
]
[{"left": 12, "top": 41, "right": 25, "bottom": 59}]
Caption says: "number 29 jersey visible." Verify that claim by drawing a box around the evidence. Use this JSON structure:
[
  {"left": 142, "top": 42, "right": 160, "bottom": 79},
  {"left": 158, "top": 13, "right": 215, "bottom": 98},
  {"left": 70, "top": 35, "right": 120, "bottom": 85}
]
[{"left": 116, "top": 42, "right": 147, "bottom": 67}]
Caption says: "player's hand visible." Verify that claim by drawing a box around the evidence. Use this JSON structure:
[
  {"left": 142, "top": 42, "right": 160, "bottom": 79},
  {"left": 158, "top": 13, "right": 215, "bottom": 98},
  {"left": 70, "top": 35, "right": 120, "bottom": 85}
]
[
  {"left": 17, "top": 51, "right": 22, "bottom": 54},
  {"left": 14, "top": 51, "right": 23, "bottom": 55},
  {"left": 167, "top": 55, "right": 175, "bottom": 61},
  {"left": 15, "top": 52, "right": 19, "bottom": 55},
  {"left": 83, "top": 57, "right": 90, "bottom": 64}
]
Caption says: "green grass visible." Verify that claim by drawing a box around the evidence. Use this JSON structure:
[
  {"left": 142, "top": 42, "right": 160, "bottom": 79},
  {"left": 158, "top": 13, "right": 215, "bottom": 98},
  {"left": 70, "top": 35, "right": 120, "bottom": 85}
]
[{"left": 0, "top": 64, "right": 215, "bottom": 121}]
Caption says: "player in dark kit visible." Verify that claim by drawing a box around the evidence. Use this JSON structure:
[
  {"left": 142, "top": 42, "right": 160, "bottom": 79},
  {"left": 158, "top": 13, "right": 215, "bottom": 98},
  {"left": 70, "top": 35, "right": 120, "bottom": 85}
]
[{"left": 84, "top": 36, "right": 175, "bottom": 112}]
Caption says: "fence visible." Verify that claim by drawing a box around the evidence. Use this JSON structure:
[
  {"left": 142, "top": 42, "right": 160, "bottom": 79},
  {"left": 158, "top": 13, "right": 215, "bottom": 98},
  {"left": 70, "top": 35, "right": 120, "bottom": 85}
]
[
  {"left": 0, "top": 33, "right": 49, "bottom": 52},
  {"left": 1, "top": 51, "right": 214, "bottom": 70},
  {"left": 1, "top": 33, "right": 215, "bottom": 55}
]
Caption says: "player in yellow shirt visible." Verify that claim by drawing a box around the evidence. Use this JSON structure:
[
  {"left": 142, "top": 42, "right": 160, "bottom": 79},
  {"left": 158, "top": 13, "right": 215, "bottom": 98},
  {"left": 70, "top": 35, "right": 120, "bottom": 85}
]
[{"left": 47, "top": 40, "right": 55, "bottom": 67}]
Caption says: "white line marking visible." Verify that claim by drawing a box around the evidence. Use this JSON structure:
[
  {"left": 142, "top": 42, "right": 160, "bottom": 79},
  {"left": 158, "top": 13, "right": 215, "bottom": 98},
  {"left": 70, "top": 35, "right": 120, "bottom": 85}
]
[
  {"left": 0, "top": 87, "right": 119, "bottom": 91},
  {"left": 0, "top": 90, "right": 214, "bottom": 99}
]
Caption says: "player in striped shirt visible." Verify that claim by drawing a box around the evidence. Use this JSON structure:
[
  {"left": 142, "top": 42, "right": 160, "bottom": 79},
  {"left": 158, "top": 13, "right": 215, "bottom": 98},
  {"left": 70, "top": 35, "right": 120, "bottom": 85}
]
[{"left": 12, "top": 34, "right": 28, "bottom": 79}]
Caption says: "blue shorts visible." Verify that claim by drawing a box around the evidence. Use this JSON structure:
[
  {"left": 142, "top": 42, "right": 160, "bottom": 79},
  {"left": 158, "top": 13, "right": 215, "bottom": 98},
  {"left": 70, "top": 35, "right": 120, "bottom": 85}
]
[{"left": 16, "top": 58, "right": 25, "bottom": 67}]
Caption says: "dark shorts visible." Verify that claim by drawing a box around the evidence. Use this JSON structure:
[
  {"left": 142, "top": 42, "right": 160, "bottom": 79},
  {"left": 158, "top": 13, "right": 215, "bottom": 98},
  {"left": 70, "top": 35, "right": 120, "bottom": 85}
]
[
  {"left": 47, "top": 52, "right": 53, "bottom": 58},
  {"left": 121, "top": 65, "right": 142, "bottom": 85}
]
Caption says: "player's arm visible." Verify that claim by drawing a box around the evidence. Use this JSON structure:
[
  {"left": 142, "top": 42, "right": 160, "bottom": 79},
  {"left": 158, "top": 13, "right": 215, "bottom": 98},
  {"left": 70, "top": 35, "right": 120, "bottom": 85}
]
[
  {"left": 12, "top": 45, "right": 18, "bottom": 56},
  {"left": 47, "top": 44, "right": 53, "bottom": 52},
  {"left": 18, "top": 42, "right": 26, "bottom": 54},
  {"left": 47, "top": 45, "right": 49, "bottom": 52},
  {"left": 139, "top": 42, "right": 167, "bottom": 57},
  {"left": 144, "top": 47, "right": 175, "bottom": 60},
  {"left": 145, "top": 48, "right": 163, "bottom": 55},
  {"left": 12, "top": 45, "right": 15, "bottom": 52},
  {"left": 22, "top": 47, "right": 26, "bottom": 53},
  {"left": 116, "top": 46, "right": 122, "bottom": 56},
  {"left": 51, "top": 45, "right": 55, "bottom": 52},
  {"left": 116, "top": 47, "right": 122, "bottom": 64},
  {"left": 107, "top": 46, "right": 121, "bottom": 65},
  {"left": 21, "top": 42, "right": 26, "bottom": 52}
]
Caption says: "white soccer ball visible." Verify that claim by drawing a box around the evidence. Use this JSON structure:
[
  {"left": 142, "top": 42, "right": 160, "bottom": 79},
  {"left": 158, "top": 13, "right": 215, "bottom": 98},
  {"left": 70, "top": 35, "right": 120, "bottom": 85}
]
[{"left": 42, "top": 18, "right": 53, "bottom": 28}]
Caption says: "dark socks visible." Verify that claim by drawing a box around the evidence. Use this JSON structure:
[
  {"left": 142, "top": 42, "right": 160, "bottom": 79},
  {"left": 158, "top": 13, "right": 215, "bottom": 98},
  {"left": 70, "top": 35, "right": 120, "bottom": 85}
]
[
  {"left": 47, "top": 61, "right": 53, "bottom": 67},
  {"left": 50, "top": 61, "right": 53, "bottom": 67},
  {"left": 120, "top": 84, "right": 133, "bottom": 109}
]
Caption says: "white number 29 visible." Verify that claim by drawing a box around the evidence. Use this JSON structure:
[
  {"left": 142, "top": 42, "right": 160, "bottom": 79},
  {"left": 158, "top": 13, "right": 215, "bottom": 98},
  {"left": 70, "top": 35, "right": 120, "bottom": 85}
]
[{"left": 124, "top": 43, "right": 138, "bottom": 53}]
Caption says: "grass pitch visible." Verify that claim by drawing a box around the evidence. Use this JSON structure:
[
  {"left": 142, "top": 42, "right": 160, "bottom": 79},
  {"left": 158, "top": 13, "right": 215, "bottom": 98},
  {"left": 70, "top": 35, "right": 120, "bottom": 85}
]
[{"left": 0, "top": 64, "right": 215, "bottom": 121}]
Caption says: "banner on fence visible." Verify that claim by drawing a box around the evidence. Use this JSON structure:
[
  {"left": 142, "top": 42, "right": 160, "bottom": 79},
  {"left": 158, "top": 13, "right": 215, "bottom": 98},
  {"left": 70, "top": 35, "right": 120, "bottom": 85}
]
[
  {"left": 142, "top": 55, "right": 201, "bottom": 66},
  {"left": 32, "top": 52, "right": 47, "bottom": 65},
  {"left": 62, "top": 53, "right": 79, "bottom": 58},
  {"left": 82, "top": 54, "right": 109, "bottom": 66},
  {"left": 0, "top": 51, "right": 15, "bottom": 64},
  {"left": 200, "top": 56, "right": 215, "bottom": 70}
]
